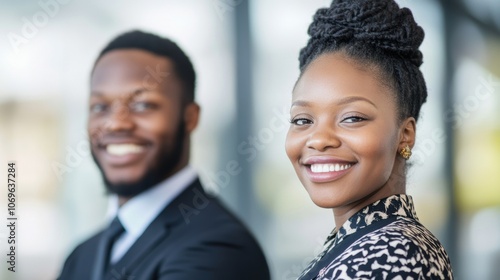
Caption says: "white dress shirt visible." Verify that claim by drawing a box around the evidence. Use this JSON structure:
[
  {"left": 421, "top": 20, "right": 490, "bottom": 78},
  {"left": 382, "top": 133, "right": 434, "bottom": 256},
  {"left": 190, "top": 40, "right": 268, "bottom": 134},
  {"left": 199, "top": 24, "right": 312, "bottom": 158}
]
[{"left": 107, "top": 165, "right": 198, "bottom": 264}]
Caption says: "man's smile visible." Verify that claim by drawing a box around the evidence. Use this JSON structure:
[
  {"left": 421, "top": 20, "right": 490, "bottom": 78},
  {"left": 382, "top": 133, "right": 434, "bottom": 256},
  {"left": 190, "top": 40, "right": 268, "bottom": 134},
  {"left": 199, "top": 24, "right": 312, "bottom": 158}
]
[{"left": 106, "top": 143, "right": 146, "bottom": 156}]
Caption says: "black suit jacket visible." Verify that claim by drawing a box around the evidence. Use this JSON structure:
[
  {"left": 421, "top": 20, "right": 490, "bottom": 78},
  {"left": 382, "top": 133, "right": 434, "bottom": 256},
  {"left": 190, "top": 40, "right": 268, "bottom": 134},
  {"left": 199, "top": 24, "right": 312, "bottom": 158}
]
[{"left": 59, "top": 179, "right": 270, "bottom": 280}]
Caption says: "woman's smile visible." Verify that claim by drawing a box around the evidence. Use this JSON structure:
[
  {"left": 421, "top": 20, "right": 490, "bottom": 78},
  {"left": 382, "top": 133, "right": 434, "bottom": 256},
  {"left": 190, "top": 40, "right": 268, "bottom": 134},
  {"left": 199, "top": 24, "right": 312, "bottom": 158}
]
[{"left": 300, "top": 156, "right": 357, "bottom": 183}]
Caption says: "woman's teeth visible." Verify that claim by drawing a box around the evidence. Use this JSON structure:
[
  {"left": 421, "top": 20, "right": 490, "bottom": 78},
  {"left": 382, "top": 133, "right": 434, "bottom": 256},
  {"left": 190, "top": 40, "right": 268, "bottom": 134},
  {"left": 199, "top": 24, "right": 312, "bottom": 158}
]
[{"left": 310, "top": 163, "right": 352, "bottom": 173}]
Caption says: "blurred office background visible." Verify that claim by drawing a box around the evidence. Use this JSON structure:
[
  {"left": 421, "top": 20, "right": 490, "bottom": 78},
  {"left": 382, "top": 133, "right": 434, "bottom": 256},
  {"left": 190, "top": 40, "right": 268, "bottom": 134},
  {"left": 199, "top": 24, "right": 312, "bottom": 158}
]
[{"left": 0, "top": 0, "right": 499, "bottom": 279}]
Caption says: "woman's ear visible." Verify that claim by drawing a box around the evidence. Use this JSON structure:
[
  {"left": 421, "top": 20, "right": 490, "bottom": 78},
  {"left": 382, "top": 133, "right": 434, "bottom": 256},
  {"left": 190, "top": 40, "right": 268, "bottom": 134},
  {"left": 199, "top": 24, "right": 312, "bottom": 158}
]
[
  {"left": 399, "top": 117, "right": 416, "bottom": 150},
  {"left": 184, "top": 102, "right": 200, "bottom": 133}
]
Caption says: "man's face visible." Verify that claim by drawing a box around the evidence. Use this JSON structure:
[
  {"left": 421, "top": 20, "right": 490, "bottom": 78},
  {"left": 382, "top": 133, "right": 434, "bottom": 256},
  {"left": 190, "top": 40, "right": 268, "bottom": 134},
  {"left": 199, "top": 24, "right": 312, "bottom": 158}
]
[{"left": 88, "top": 49, "right": 194, "bottom": 198}]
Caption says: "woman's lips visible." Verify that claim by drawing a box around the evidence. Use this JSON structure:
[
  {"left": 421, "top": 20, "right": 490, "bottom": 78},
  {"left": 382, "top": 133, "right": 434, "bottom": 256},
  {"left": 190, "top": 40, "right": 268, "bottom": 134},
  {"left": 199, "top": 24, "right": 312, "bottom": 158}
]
[
  {"left": 304, "top": 163, "right": 354, "bottom": 183},
  {"left": 302, "top": 158, "right": 356, "bottom": 183}
]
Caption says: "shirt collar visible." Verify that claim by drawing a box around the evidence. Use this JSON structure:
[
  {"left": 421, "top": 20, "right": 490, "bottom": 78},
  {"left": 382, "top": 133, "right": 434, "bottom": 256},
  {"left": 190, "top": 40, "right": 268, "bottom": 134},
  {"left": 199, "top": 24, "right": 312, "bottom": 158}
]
[
  {"left": 110, "top": 165, "right": 197, "bottom": 237},
  {"left": 327, "top": 194, "right": 419, "bottom": 248}
]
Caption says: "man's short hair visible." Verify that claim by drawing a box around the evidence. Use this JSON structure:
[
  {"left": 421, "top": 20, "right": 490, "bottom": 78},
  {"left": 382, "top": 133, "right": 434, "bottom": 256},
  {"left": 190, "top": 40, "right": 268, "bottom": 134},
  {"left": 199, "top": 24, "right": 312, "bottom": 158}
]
[{"left": 95, "top": 30, "right": 196, "bottom": 102}]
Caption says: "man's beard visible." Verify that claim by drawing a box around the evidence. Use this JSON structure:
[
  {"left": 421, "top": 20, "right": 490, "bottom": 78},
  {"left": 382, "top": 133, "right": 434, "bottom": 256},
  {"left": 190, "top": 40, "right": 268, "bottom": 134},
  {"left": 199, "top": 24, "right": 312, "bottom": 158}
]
[{"left": 91, "top": 122, "right": 185, "bottom": 198}]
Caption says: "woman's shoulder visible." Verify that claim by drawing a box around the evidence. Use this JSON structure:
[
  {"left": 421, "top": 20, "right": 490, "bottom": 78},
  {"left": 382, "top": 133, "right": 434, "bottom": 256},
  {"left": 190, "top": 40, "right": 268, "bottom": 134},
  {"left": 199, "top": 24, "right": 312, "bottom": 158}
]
[
  {"left": 367, "top": 217, "right": 451, "bottom": 263},
  {"left": 319, "top": 217, "right": 453, "bottom": 279},
  {"left": 371, "top": 217, "right": 445, "bottom": 248}
]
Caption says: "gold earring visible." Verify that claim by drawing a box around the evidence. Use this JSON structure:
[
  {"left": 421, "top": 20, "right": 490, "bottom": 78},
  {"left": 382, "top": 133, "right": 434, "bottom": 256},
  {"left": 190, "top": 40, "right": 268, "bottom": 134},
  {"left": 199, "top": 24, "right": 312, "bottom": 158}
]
[{"left": 400, "top": 145, "right": 412, "bottom": 160}]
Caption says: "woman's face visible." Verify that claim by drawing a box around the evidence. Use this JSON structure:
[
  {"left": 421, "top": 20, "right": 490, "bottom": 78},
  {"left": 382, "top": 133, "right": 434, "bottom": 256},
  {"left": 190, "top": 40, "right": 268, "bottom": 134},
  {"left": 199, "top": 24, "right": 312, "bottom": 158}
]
[{"left": 286, "top": 52, "right": 412, "bottom": 212}]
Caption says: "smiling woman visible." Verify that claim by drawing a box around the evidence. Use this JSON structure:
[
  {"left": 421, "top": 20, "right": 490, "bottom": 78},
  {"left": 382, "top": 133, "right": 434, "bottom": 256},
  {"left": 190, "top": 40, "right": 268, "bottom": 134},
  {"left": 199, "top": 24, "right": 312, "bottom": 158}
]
[
  {"left": 288, "top": 54, "right": 404, "bottom": 211},
  {"left": 285, "top": 0, "right": 454, "bottom": 279}
]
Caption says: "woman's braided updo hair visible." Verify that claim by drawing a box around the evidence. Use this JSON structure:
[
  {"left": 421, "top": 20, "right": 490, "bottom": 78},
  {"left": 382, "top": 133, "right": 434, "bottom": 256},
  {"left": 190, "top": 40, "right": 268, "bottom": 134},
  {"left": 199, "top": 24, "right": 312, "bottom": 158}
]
[{"left": 299, "top": 0, "right": 427, "bottom": 122}]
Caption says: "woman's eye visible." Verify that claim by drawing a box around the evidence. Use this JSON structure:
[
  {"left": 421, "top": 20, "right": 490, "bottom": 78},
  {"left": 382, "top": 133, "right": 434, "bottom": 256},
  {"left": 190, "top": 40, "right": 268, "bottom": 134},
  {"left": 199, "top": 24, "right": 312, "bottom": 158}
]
[
  {"left": 291, "top": 118, "right": 312, "bottom": 126},
  {"left": 90, "top": 103, "right": 108, "bottom": 113},
  {"left": 342, "top": 116, "right": 366, "bottom": 123}
]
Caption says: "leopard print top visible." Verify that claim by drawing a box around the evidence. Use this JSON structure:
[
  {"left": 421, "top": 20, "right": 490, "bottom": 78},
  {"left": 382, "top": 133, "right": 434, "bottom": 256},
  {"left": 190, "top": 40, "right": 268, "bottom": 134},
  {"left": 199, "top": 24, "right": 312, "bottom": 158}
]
[{"left": 298, "top": 195, "right": 453, "bottom": 280}]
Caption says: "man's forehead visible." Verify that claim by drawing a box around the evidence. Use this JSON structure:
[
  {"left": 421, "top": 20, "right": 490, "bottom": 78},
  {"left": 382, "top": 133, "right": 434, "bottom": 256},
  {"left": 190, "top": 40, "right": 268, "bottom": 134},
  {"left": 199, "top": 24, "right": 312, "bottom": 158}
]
[
  {"left": 93, "top": 49, "right": 172, "bottom": 75},
  {"left": 91, "top": 50, "right": 174, "bottom": 87},
  {"left": 90, "top": 88, "right": 155, "bottom": 97}
]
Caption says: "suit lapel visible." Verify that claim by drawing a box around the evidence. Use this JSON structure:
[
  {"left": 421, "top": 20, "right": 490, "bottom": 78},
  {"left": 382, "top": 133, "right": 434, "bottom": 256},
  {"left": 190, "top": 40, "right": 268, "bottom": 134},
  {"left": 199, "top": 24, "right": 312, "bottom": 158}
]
[
  {"left": 91, "top": 231, "right": 107, "bottom": 280},
  {"left": 105, "top": 217, "right": 170, "bottom": 278},
  {"left": 105, "top": 179, "right": 205, "bottom": 278}
]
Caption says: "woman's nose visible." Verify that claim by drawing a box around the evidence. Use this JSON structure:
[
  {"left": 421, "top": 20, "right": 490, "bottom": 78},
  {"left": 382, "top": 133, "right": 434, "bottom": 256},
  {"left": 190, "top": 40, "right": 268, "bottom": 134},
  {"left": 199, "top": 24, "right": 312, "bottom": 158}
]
[{"left": 306, "top": 124, "right": 341, "bottom": 151}]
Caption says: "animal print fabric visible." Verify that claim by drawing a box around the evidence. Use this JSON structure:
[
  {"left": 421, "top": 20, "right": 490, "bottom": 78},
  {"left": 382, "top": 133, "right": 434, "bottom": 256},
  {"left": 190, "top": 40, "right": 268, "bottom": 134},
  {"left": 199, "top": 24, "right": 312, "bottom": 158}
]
[{"left": 298, "top": 195, "right": 453, "bottom": 279}]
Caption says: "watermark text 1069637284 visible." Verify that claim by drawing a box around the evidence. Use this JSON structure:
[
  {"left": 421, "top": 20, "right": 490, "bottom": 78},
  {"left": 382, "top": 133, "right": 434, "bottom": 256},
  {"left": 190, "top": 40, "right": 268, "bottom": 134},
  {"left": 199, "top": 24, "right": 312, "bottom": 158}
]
[{"left": 6, "top": 162, "right": 17, "bottom": 273}]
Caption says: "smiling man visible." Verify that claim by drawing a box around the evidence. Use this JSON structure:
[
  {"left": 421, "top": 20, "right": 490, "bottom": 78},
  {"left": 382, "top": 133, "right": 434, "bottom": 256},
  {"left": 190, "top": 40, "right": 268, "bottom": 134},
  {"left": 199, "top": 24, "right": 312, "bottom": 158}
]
[{"left": 58, "top": 30, "right": 270, "bottom": 280}]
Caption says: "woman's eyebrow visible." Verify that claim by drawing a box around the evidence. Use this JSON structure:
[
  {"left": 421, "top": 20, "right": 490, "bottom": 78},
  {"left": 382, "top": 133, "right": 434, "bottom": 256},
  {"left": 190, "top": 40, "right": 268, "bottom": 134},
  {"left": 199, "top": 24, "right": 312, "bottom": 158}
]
[
  {"left": 335, "top": 96, "right": 377, "bottom": 108},
  {"left": 291, "top": 100, "right": 311, "bottom": 107},
  {"left": 291, "top": 96, "right": 377, "bottom": 108}
]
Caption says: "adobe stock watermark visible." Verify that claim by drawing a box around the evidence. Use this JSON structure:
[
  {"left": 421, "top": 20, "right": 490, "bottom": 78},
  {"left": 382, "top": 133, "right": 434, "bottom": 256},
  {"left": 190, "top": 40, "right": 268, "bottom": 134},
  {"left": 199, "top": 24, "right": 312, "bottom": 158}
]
[
  {"left": 51, "top": 131, "right": 91, "bottom": 182},
  {"left": 281, "top": 236, "right": 326, "bottom": 280},
  {"left": 411, "top": 74, "right": 499, "bottom": 166},
  {"left": 142, "top": 65, "right": 171, "bottom": 91},
  {"left": 178, "top": 105, "right": 290, "bottom": 224},
  {"left": 110, "top": 267, "right": 135, "bottom": 280},
  {"left": 49, "top": 101, "right": 140, "bottom": 182},
  {"left": 212, "top": 0, "right": 243, "bottom": 21},
  {"left": 50, "top": 100, "right": 138, "bottom": 182},
  {"left": 8, "top": 0, "right": 73, "bottom": 54}
]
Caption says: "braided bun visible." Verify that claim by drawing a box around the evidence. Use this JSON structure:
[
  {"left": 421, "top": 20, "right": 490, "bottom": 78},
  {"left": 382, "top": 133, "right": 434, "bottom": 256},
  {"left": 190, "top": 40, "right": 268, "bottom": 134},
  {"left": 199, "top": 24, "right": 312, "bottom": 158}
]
[{"left": 299, "top": 0, "right": 427, "bottom": 121}]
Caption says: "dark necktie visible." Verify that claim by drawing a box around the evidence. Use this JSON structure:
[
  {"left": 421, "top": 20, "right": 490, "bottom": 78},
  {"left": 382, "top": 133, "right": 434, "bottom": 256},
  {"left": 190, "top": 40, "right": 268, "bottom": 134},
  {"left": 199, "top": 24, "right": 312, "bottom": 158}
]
[{"left": 92, "top": 217, "right": 125, "bottom": 280}]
